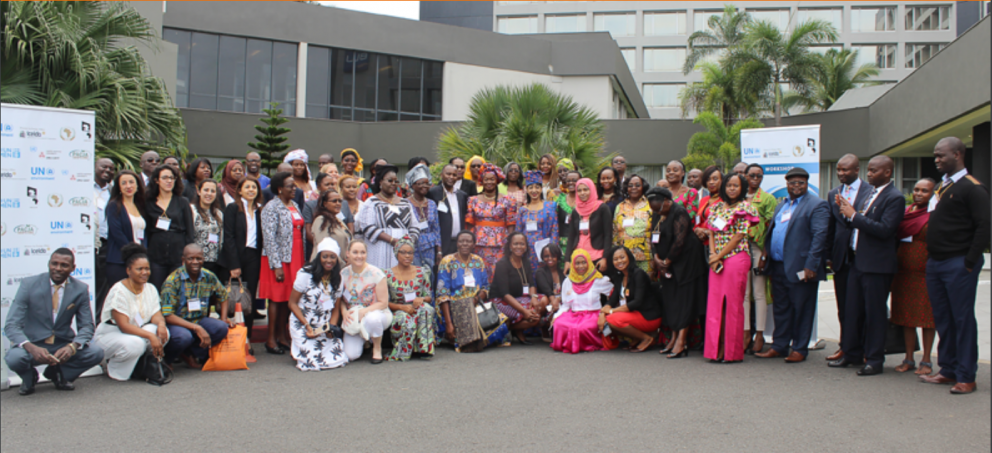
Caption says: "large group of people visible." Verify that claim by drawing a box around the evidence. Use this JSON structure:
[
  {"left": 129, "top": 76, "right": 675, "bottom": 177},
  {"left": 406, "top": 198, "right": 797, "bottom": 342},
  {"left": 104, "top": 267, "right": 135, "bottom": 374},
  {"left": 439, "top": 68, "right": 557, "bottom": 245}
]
[{"left": 4, "top": 138, "right": 988, "bottom": 398}]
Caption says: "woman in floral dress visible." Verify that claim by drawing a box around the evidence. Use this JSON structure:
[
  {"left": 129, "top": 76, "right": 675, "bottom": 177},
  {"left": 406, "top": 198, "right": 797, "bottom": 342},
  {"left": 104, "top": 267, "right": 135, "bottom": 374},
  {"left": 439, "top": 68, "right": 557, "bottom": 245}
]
[
  {"left": 465, "top": 163, "right": 518, "bottom": 284},
  {"left": 518, "top": 170, "right": 559, "bottom": 280},
  {"left": 385, "top": 237, "right": 436, "bottom": 361},
  {"left": 287, "top": 239, "right": 348, "bottom": 371},
  {"left": 612, "top": 175, "right": 653, "bottom": 275}
]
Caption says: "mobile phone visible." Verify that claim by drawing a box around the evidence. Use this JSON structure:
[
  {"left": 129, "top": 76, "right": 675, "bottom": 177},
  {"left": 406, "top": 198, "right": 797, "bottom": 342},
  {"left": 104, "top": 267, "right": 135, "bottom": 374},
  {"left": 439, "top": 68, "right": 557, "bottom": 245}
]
[
  {"left": 715, "top": 263, "right": 724, "bottom": 274},
  {"left": 753, "top": 267, "right": 763, "bottom": 276}
]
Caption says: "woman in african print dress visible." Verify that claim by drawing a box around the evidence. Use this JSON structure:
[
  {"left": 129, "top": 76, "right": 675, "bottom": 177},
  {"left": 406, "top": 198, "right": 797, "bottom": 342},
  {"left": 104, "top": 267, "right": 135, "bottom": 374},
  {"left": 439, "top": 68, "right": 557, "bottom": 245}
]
[
  {"left": 355, "top": 164, "right": 420, "bottom": 270},
  {"left": 287, "top": 239, "right": 348, "bottom": 371},
  {"left": 465, "top": 163, "right": 517, "bottom": 284},
  {"left": 385, "top": 237, "right": 436, "bottom": 361}
]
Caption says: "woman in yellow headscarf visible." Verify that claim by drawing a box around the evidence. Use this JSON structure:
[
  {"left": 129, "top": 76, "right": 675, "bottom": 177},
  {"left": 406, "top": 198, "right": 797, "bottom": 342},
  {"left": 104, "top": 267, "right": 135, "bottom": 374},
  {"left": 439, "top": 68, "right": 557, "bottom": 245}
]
[
  {"left": 551, "top": 249, "right": 614, "bottom": 354},
  {"left": 340, "top": 148, "right": 364, "bottom": 179},
  {"left": 464, "top": 155, "right": 486, "bottom": 183}
]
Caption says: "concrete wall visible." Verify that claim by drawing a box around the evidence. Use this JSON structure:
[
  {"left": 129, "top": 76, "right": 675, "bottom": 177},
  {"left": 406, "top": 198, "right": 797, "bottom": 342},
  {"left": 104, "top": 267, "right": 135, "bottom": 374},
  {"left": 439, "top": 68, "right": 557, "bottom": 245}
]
[
  {"left": 420, "top": 1, "right": 493, "bottom": 31},
  {"left": 125, "top": 1, "right": 177, "bottom": 102}
]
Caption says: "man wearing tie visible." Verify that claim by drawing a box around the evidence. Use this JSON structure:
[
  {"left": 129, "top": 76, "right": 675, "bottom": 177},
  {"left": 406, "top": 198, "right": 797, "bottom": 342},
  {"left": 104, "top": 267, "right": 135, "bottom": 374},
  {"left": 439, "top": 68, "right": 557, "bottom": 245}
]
[
  {"left": 755, "top": 167, "right": 829, "bottom": 362},
  {"left": 429, "top": 164, "right": 470, "bottom": 255},
  {"left": 829, "top": 156, "right": 905, "bottom": 376},
  {"left": 824, "top": 154, "right": 871, "bottom": 361},
  {"left": 4, "top": 249, "right": 105, "bottom": 395}
]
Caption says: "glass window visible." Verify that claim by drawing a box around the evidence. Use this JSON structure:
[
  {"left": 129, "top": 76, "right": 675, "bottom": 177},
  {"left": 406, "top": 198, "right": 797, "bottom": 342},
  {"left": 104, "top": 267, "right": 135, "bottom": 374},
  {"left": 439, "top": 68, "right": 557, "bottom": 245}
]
[
  {"left": 797, "top": 8, "right": 842, "bottom": 32},
  {"left": 217, "top": 36, "right": 246, "bottom": 112},
  {"left": 306, "top": 46, "right": 330, "bottom": 118},
  {"left": 246, "top": 39, "right": 273, "bottom": 114},
  {"left": 905, "top": 43, "right": 946, "bottom": 68},
  {"left": 906, "top": 5, "right": 951, "bottom": 31},
  {"left": 352, "top": 51, "right": 376, "bottom": 109},
  {"left": 189, "top": 32, "right": 219, "bottom": 110},
  {"left": 692, "top": 48, "right": 724, "bottom": 72},
  {"left": 620, "top": 48, "right": 636, "bottom": 73},
  {"left": 271, "top": 42, "right": 297, "bottom": 114},
  {"left": 851, "top": 7, "right": 895, "bottom": 32},
  {"left": 400, "top": 57, "right": 422, "bottom": 114},
  {"left": 643, "top": 48, "right": 686, "bottom": 72},
  {"left": 644, "top": 11, "right": 686, "bottom": 36},
  {"left": 853, "top": 44, "right": 896, "bottom": 68},
  {"left": 694, "top": 10, "right": 723, "bottom": 32},
  {"left": 163, "top": 29, "right": 190, "bottom": 108},
  {"left": 331, "top": 48, "right": 352, "bottom": 108},
  {"left": 423, "top": 61, "right": 443, "bottom": 116},
  {"left": 643, "top": 84, "right": 684, "bottom": 108},
  {"left": 747, "top": 9, "right": 791, "bottom": 31},
  {"left": 354, "top": 109, "right": 376, "bottom": 122},
  {"left": 497, "top": 16, "right": 538, "bottom": 34},
  {"left": 545, "top": 14, "right": 586, "bottom": 33},
  {"left": 593, "top": 12, "right": 636, "bottom": 37},
  {"left": 376, "top": 55, "right": 400, "bottom": 112}
]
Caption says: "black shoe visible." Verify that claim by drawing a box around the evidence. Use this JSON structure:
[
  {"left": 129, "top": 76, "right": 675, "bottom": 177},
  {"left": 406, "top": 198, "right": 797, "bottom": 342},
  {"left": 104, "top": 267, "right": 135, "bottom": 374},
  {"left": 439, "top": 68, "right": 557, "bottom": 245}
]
[
  {"left": 43, "top": 365, "right": 74, "bottom": 391},
  {"left": 265, "top": 345, "right": 285, "bottom": 355},
  {"left": 667, "top": 349, "right": 689, "bottom": 359},
  {"left": 828, "top": 357, "right": 858, "bottom": 368},
  {"left": 515, "top": 334, "right": 533, "bottom": 346},
  {"left": 278, "top": 342, "right": 291, "bottom": 351},
  {"left": 371, "top": 357, "right": 383, "bottom": 365},
  {"left": 18, "top": 369, "right": 38, "bottom": 396},
  {"left": 857, "top": 365, "right": 883, "bottom": 376}
]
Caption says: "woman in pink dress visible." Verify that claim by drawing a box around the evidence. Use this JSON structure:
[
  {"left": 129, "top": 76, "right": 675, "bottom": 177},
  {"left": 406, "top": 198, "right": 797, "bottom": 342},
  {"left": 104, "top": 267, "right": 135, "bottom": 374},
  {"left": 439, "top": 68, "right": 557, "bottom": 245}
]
[
  {"left": 465, "top": 163, "right": 518, "bottom": 284},
  {"left": 551, "top": 249, "right": 614, "bottom": 354}
]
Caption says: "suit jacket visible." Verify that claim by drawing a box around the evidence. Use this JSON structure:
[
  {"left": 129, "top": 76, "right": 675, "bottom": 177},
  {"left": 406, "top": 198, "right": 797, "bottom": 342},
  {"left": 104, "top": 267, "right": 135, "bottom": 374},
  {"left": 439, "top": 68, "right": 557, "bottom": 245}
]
[
  {"left": 261, "top": 198, "right": 302, "bottom": 269},
  {"left": 459, "top": 179, "right": 478, "bottom": 197},
  {"left": 428, "top": 184, "right": 469, "bottom": 255},
  {"left": 105, "top": 201, "right": 147, "bottom": 265},
  {"left": 826, "top": 180, "right": 871, "bottom": 272},
  {"left": 3, "top": 273, "right": 95, "bottom": 346},
  {"left": 764, "top": 194, "right": 830, "bottom": 283},
  {"left": 222, "top": 202, "right": 264, "bottom": 270},
  {"left": 262, "top": 186, "right": 304, "bottom": 208},
  {"left": 849, "top": 183, "right": 905, "bottom": 274}
]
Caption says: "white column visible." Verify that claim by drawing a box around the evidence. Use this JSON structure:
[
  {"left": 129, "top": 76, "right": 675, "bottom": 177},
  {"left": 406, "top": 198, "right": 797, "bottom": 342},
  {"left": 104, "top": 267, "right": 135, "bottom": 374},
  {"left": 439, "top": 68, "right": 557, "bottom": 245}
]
[{"left": 296, "top": 42, "right": 308, "bottom": 118}]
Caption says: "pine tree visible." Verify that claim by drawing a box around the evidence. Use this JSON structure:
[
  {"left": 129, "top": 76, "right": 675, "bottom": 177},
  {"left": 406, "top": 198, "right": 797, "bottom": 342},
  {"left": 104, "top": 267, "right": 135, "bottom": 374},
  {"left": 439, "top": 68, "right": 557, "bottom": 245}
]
[{"left": 247, "top": 103, "right": 291, "bottom": 173}]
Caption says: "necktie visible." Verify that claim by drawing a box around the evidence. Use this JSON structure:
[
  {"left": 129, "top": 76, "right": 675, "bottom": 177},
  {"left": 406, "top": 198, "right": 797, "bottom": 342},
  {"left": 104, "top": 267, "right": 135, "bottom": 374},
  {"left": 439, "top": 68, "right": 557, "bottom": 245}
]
[
  {"left": 52, "top": 283, "right": 62, "bottom": 315},
  {"left": 859, "top": 187, "right": 878, "bottom": 214}
]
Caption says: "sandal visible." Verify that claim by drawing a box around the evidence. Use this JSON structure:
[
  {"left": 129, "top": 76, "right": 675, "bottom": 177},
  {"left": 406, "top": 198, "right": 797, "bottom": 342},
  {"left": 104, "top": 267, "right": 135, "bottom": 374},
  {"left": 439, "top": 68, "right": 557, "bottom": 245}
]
[
  {"left": 895, "top": 359, "right": 916, "bottom": 373},
  {"left": 916, "top": 361, "right": 933, "bottom": 376}
]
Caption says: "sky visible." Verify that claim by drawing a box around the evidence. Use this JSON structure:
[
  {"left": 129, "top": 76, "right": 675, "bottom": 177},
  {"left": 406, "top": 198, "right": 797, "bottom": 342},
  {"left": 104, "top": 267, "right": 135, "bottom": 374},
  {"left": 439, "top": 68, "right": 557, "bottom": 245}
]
[{"left": 317, "top": 1, "right": 420, "bottom": 20}]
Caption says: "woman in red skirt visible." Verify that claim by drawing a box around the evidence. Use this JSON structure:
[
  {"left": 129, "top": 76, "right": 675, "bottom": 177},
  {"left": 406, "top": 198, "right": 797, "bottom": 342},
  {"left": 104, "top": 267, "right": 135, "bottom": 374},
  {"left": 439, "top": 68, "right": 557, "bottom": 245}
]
[{"left": 260, "top": 172, "right": 307, "bottom": 354}]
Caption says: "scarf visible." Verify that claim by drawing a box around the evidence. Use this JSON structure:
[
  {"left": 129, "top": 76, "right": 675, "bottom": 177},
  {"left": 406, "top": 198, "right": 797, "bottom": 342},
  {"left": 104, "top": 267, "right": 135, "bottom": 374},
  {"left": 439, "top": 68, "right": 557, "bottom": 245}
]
[
  {"left": 479, "top": 162, "right": 505, "bottom": 184},
  {"left": 405, "top": 163, "right": 432, "bottom": 187},
  {"left": 393, "top": 235, "right": 416, "bottom": 255},
  {"left": 897, "top": 205, "right": 930, "bottom": 239},
  {"left": 568, "top": 249, "right": 602, "bottom": 295},
  {"left": 464, "top": 155, "right": 486, "bottom": 181},
  {"left": 284, "top": 149, "right": 311, "bottom": 182},
  {"left": 220, "top": 160, "right": 243, "bottom": 198},
  {"left": 524, "top": 170, "right": 543, "bottom": 187},
  {"left": 340, "top": 148, "right": 363, "bottom": 175},
  {"left": 574, "top": 178, "right": 603, "bottom": 218}
]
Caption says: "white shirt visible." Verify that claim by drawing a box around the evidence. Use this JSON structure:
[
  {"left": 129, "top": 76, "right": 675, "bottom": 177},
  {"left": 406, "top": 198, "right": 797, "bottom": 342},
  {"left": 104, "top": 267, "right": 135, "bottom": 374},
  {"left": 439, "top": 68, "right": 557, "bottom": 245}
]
[
  {"left": 929, "top": 168, "right": 969, "bottom": 212},
  {"left": 94, "top": 182, "right": 112, "bottom": 239},
  {"left": 840, "top": 178, "right": 862, "bottom": 206},
  {"left": 243, "top": 198, "right": 258, "bottom": 249},
  {"left": 555, "top": 277, "right": 613, "bottom": 313},
  {"left": 851, "top": 181, "right": 891, "bottom": 251},
  {"left": 129, "top": 213, "right": 146, "bottom": 243},
  {"left": 443, "top": 185, "right": 462, "bottom": 238},
  {"left": 142, "top": 173, "right": 150, "bottom": 186}
]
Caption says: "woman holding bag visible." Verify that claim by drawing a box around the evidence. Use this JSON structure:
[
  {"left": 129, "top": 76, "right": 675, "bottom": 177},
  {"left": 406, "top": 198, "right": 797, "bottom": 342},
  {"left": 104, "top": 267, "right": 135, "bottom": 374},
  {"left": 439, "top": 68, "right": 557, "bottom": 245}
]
[{"left": 287, "top": 238, "right": 348, "bottom": 371}]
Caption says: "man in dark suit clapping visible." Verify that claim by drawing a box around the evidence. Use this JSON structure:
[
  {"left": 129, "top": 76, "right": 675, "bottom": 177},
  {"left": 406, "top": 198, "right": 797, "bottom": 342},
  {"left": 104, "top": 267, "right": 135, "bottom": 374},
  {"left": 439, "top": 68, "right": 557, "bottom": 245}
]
[{"left": 829, "top": 156, "right": 905, "bottom": 376}]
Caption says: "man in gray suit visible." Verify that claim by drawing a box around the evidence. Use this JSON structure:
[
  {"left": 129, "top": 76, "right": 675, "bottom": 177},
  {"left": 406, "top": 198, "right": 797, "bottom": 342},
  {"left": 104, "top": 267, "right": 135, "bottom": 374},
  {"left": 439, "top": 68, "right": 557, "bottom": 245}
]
[{"left": 4, "top": 249, "right": 104, "bottom": 395}]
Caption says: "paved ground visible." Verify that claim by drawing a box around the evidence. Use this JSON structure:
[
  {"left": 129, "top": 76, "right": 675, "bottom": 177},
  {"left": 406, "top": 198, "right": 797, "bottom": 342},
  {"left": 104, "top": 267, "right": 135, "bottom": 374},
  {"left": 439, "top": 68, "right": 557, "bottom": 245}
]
[{"left": 2, "top": 273, "right": 989, "bottom": 452}]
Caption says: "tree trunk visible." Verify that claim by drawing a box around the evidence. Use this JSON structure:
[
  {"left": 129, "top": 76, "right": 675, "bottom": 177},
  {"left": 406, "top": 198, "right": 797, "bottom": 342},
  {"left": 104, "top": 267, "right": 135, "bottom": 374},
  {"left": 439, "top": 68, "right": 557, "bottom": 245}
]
[{"left": 774, "top": 73, "right": 782, "bottom": 126}]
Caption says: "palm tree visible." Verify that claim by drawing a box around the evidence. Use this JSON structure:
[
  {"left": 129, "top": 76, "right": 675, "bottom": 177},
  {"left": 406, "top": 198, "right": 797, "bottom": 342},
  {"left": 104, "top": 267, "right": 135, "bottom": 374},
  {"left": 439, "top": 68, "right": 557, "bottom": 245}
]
[
  {"left": 682, "top": 111, "right": 763, "bottom": 173},
  {"left": 437, "top": 83, "right": 609, "bottom": 177},
  {"left": 1, "top": 1, "right": 187, "bottom": 168},
  {"left": 682, "top": 4, "right": 751, "bottom": 75},
  {"left": 731, "top": 19, "right": 839, "bottom": 125},
  {"left": 781, "top": 48, "right": 880, "bottom": 113},
  {"left": 679, "top": 61, "right": 765, "bottom": 127}
]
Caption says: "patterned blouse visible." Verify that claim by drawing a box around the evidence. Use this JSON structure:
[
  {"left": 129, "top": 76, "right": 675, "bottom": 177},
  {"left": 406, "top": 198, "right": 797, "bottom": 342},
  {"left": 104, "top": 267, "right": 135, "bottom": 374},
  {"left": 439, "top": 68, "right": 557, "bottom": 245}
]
[
  {"left": 409, "top": 198, "right": 441, "bottom": 254},
  {"left": 517, "top": 201, "right": 559, "bottom": 277},
  {"left": 674, "top": 187, "right": 700, "bottom": 215},
  {"left": 436, "top": 254, "right": 489, "bottom": 304},
  {"left": 705, "top": 200, "right": 760, "bottom": 260},
  {"left": 191, "top": 207, "right": 223, "bottom": 263},
  {"left": 338, "top": 264, "right": 386, "bottom": 309},
  {"left": 465, "top": 195, "right": 518, "bottom": 249},
  {"left": 385, "top": 266, "right": 433, "bottom": 305},
  {"left": 613, "top": 197, "right": 653, "bottom": 263}
]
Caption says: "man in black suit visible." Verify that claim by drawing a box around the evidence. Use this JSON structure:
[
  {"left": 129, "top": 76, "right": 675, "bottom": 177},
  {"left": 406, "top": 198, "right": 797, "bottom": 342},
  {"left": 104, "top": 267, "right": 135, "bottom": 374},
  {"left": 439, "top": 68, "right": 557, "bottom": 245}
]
[
  {"left": 824, "top": 154, "right": 871, "bottom": 361},
  {"left": 829, "top": 156, "right": 905, "bottom": 376},
  {"left": 448, "top": 157, "right": 477, "bottom": 197},
  {"left": 262, "top": 162, "right": 304, "bottom": 207},
  {"left": 429, "top": 164, "right": 470, "bottom": 255}
]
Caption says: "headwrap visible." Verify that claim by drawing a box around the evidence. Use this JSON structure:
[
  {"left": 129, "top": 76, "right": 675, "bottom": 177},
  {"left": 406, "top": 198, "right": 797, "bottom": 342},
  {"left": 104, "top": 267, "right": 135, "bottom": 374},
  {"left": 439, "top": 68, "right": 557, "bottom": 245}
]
[
  {"left": 479, "top": 162, "right": 505, "bottom": 184},
  {"left": 284, "top": 149, "right": 311, "bottom": 182},
  {"left": 372, "top": 164, "right": 399, "bottom": 195},
  {"left": 568, "top": 249, "right": 602, "bottom": 295},
  {"left": 404, "top": 163, "right": 432, "bottom": 187},
  {"left": 340, "top": 148, "right": 363, "bottom": 175},
  {"left": 316, "top": 238, "right": 341, "bottom": 258},
  {"left": 574, "top": 178, "right": 603, "bottom": 218},
  {"left": 557, "top": 158, "right": 575, "bottom": 172},
  {"left": 897, "top": 206, "right": 930, "bottom": 239},
  {"left": 220, "top": 160, "right": 243, "bottom": 198},
  {"left": 393, "top": 236, "right": 417, "bottom": 255},
  {"left": 524, "top": 170, "right": 543, "bottom": 187},
  {"left": 464, "top": 155, "right": 486, "bottom": 181},
  {"left": 645, "top": 186, "right": 672, "bottom": 203}
]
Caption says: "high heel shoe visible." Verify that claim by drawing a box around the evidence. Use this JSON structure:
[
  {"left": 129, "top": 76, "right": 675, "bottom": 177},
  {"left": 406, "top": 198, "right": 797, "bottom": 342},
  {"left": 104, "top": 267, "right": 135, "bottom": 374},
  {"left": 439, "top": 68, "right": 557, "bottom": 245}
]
[
  {"left": 667, "top": 348, "right": 688, "bottom": 359},
  {"left": 265, "top": 345, "right": 285, "bottom": 355},
  {"left": 659, "top": 343, "right": 674, "bottom": 354}
]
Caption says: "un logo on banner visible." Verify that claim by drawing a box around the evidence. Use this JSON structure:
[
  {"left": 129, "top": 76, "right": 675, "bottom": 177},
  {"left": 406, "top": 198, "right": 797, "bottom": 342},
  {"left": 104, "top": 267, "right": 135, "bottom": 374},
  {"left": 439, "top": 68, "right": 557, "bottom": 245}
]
[{"left": 793, "top": 146, "right": 804, "bottom": 157}]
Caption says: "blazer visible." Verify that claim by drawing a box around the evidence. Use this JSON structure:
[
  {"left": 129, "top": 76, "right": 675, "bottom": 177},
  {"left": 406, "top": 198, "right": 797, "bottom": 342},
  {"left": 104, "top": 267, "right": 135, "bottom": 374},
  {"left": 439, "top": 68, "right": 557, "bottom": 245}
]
[
  {"left": 428, "top": 184, "right": 470, "bottom": 255},
  {"left": 222, "top": 202, "right": 264, "bottom": 270},
  {"left": 848, "top": 183, "right": 906, "bottom": 274},
  {"left": 826, "top": 180, "right": 871, "bottom": 272},
  {"left": 764, "top": 194, "right": 830, "bottom": 283},
  {"left": 261, "top": 197, "right": 302, "bottom": 269},
  {"left": 459, "top": 179, "right": 478, "bottom": 197},
  {"left": 565, "top": 204, "right": 614, "bottom": 262},
  {"left": 262, "top": 185, "right": 305, "bottom": 208},
  {"left": 607, "top": 267, "right": 662, "bottom": 321},
  {"left": 3, "top": 274, "right": 95, "bottom": 346},
  {"left": 105, "top": 201, "right": 147, "bottom": 265}
]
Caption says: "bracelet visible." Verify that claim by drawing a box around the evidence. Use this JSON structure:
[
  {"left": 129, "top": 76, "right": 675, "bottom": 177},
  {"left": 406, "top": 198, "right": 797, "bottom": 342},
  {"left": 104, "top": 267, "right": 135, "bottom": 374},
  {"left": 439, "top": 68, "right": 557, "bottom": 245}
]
[{"left": 68, "top": 343, "right": 78, "bottom": 356}]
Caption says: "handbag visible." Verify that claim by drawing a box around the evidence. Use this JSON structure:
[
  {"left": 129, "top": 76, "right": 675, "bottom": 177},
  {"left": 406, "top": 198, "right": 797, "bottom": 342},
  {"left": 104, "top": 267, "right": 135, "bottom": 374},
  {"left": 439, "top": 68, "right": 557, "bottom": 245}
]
[
  {"left": 884, "top": 321, "right": 920, "bottom": 355},
  {"left": 475, "top": 301, "right": 501, "bottom": 332},
  {"left": 131, "top": 354, "right": 174, "bottom": 386},
  {"left": 225, "top": 278, "right": 254, "bottom": 317}
]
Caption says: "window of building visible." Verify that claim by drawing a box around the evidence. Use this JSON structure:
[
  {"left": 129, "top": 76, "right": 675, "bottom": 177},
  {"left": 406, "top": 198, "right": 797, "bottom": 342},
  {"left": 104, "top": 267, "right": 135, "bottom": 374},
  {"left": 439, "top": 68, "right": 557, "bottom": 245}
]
[
  {"left": 644, "top": 11, "right": 686, "bottom": 36},
  {"left": 217, "top": 36, "right": 246, "bottom": 113},
  {"left": 643, "top": 83, "right": 684, "bottom": 108},
  {"left": 747, "top": 9, "right": 791, "bottom": 31},
  {"left": 423, "top": 61, "right": 443, "bottom": 120},
  {"left": 497, "top": 16, "right": 538, "bottom": 34},
  {"left": 643, "top": 48, "right": 686, "bottom": 72},
  {"left": 164, "top": 29, "right": 191, "bottom": 108},
  {"left": 594, "top": 12, "right": 636, "bottom": 37},
  {"left": 797, "top": 8, "right": 842, "bottom": 32},
  {"left": 620, "top": 48, "right": 636, "bottom": 73},
  {"left": 851, "top": 6, "right": 895, "bottom": 32},
  {"left": 693, "top": 10, "right": 723, "bottom": 32},
  {"left": 692, "top": 49, "right": 723, "bottom": 72},
  {"left": 906, "top": 5, "right": 952, "bottom": 31},
  {"left": 545, "top": 14, "right": 587, "bottom": 33},
  {"left": 853, "top": 44, "right": 897, "bottom": 68},
  {"left": 905, "top": 43, "right": 946, "bottom": 68},
  {"left": 900, "top": 157, "right": 920, "bottom": 194},
  {"left": 189, "top": 32, "right": 219, "bottom": 110}
]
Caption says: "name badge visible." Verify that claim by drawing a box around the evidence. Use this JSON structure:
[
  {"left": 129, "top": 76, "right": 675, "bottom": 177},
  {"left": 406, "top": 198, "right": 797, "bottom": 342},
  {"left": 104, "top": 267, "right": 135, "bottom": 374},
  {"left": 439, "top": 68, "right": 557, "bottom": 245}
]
[
  {"left": 711, "top": 217, "right": 727, "bottom": 230},
  {"left": 622, "top": 218, "right": 635, "bottom": 228},
  {"left": 522, "top": 285, "right": 530, "bottom": 294},
  {"left": 336, "top": 212, "right": 346, "bottom": 221},
  {"left": 781, "top": 212, "right": 792, "bottom": 223},
  {"left": 404, "top": 292, "right": 417, "bottom": 303},
  {"left": 388, "top": 205, "right": 401, "bottom": 214},
  {"left": 156, "top": 217, "right": 171, "bottom": 231},
  {"left": 796, "top": 271, "right": 806, "bottom": 281},
  {"left": 188, "top": 298, "right": 202, "bottom": 312},
  {"left": 133, "top": 313, "right": 144, "bottom": 327},
  {"left": 291, "top": 212, "right": 303, "bottom": 222},
  {"left": 900, "top": 236, "right": 913, "bottom": 243},
  {"left": 135, "top": 229, "right": 145, "bottom": 241},
  {"left": 208, "top": 233, "right": 219, "bottom": 244},
  {"left": 526, "top": 221, "right": 538, "bottom": 232},
  {"left": 438, "top": 203, "right": 449, "bottom": 213},
  {"left": 463, "top": 273, "right": 476, "bottom": 288},
  {"left": 414, "top": 220, "right": 428, "bottom": 231},
  {"left": 651, "top": 233, "right": 660, "bottom": 243},
  {"left": 565, "top": 215, "right": 570, "bottom": 224},
  {"left": 579, "top": 220, "right": 590, "bottom": 231},
  {"left": 320, "top": 294, "right": 334, "bottom": 312}
]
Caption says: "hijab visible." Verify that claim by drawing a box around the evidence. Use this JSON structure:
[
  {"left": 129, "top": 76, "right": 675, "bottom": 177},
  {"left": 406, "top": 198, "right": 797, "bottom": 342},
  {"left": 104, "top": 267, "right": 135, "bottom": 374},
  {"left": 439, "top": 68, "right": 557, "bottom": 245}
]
[
  {"left": 220, "top": 160, "right": 243, "bottom": 198},
  {"left": 568, "top": 249, "right": 602, "bottom": 295},
  {"left": 464, "top": 155, "right": 486, "bottom": 181},
  {"left": 574, "top": 178, "right": 603, "bottom": 218},
  {"left": 284, "top": 149, "right": 311, "bottom": 182}
]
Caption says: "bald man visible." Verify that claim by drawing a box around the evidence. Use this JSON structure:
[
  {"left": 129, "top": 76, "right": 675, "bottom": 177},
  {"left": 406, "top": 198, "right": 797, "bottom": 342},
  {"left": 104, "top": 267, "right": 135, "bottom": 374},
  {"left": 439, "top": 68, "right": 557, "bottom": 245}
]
[
  {"left": 159, "top": 244, "right": 231, "bottom": 368},
  {"left": 828, "top": 155, "right": 905, "bottom": 376},
  {"left": 139, "top": 151, "right": 160, "bottom": 186}
]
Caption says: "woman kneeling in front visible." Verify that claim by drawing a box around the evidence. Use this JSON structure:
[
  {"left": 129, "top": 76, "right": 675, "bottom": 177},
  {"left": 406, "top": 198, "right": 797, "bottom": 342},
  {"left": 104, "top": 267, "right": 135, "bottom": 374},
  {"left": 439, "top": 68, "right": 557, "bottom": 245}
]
[
  {"left": 551, "top": 249, "right": 613, "bottom": 354},
  {"left": 602, "top": 246, "right": 663, "bottom": 352},
  {"left": 338, "top": 240, "right": 393, "bottom": 364},
  {"left": 287, "top": 239, "right": 348, "bottom": 371}
]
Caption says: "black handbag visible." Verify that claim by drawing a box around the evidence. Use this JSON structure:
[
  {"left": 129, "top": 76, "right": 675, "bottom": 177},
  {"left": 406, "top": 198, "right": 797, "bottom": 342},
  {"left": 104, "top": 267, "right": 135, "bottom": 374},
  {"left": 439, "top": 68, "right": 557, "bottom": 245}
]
[
  {"left": 225, "top": 278, "right": 254, "bottom": 317},
  {"left": 884, "top": 321, "right": 920, "bottom": 355},
  {"left": 131, "top": 354, "right": 174, "bottom": 386},
  {"left": 475, "top": 301, "right": 501, "bottom": 332}
]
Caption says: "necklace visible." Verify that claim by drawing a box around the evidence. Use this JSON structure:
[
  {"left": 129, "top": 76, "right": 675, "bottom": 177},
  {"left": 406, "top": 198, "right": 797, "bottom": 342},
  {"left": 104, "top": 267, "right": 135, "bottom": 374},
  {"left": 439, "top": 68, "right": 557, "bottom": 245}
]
[
  {"left": 481, "top": 192, "right": 497, "bottom": 202},
  {"left": 320, "top": 275, "right": 332, "bottom": 295},
  {"left": 123, "top": 279, "right": 143, "bottom": 295}
]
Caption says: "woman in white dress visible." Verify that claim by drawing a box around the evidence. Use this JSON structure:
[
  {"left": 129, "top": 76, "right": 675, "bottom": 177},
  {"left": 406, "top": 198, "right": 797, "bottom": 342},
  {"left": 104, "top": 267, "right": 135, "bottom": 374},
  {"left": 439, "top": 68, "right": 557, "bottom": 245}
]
[
  {"left": 550, "top": 249, "right": 614, "bottom": 354},
  {"left": 354, "top": 164, "right": 420, "bottom": 270},
  {"left": 93, "top": 244, "right": 170, "bottom": 381},
  {"left": 287, "top": 238, "right": 348, "bottom": 371},
  {"left": 338, "top": 240, "right": 393, "bottom": 364}
]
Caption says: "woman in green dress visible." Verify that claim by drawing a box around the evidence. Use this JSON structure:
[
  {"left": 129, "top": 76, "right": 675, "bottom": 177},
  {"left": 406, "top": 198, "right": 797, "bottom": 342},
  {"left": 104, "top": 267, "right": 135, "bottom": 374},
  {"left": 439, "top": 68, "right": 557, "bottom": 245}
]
[{"left": 385, "top": 237, "right": 436, "bottom": 361}]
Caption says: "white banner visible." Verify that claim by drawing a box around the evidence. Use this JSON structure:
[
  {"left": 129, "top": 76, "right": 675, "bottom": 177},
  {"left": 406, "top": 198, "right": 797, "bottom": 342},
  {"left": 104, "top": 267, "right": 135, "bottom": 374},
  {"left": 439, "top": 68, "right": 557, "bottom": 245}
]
[
  {"left": 741, "top": 125, "right": 824, "bottom": 349},
  {"left": 1, "top": 104, "right": 97, "bottom": 387}
]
